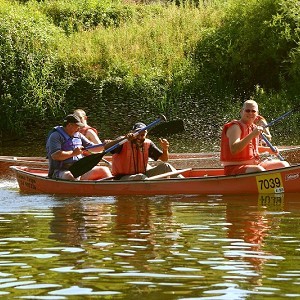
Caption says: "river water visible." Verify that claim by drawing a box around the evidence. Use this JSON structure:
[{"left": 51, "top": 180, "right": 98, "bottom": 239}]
[
  {"left": 1, "top": 140, "right": 300, "bottom": 299},
  {"left": 1, "top": 175, "right": 300, "bottom": 299}
]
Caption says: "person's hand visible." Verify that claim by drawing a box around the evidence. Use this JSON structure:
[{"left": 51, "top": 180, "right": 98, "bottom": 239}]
[
  {"left": 159, "top": 138, "right": 169, "bottom": 151},
  {"left": 272, "top": 146, "right": 279, "bottom": 154},
  {"left": 72, "top": 146, "right": 84, "bottom": 156},
  {"left": 104, "top": 139, "right": 112, "bottom": 144},
  {"left": 125, "top": 132, "right": 136, "bottom": 141},
  {"left": 82, "top": 149, "right": 91, "bottom": 156},
  {"left": 254, "top": 126, "right": 264, "bottom": 136}
]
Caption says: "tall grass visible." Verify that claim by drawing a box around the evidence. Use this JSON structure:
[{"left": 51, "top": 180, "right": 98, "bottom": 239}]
[{"left": 1, "top": 0, "right": 300, "bottom": 144}]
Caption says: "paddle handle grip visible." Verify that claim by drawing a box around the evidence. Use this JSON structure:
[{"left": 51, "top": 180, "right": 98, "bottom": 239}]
[{"left": 261, "top": 133, "right": 284, "bottom": 161}]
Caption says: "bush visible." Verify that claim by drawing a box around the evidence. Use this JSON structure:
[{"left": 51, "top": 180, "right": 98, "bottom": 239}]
[
  {"left": 0, "top": 0, "right": 71, "bottom": 132},
  {"left": 193, "top": 0, "right": 300, "bottom": 92}
]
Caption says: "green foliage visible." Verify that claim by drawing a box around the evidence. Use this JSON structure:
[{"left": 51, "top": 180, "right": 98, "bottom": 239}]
[
  {"left": 28, "top": 0, "right": 164, "bottom": 34},
  {"left": 1, "top": 0, "right": 300, "bottom": 142},
  {"left": 0, "top": 0, "right": 73, "bottom": 132},
  {"left": 193, "top": 0, "right": 300, "bottom": 96}
]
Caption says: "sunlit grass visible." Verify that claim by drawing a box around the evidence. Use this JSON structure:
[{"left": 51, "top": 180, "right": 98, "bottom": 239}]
[{"left": 58, "top": 3, "right": 223, "bottom": 77}]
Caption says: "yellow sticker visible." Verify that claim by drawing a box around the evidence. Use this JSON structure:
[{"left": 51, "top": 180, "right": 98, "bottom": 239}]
[{"left": 256, "top": 172, "right": 284, "bottom": 194}]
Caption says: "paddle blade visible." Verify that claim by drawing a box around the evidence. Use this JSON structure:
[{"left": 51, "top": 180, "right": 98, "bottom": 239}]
[
  {"left": 150, "top": 119, "right": 185, "bottom": 136},
  {"left": 69, "top": 152, "right": 104, "bottom": 178}
]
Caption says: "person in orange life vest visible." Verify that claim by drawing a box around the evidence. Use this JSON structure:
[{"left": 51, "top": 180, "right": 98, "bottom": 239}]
[
  {"left": 46, "top": 114, "right": 112, "bottom": 180},
  {"left": 220, "top": 100, "right": 289, "bottom": 176},
  {"left": 254, "top": 114, "right": 272, "bottom": 146},
  {"left": 110, "top": 122, "right": 183, "bottom": 180},
  {"left": 73, "top": 109, "right": 102, "bottom": 144}
]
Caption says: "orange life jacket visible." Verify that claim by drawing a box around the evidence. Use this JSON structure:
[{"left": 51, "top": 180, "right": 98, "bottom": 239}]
[
  {"left": 220, "top": 120, "right": 259, "bottom": 162},
  {"left": 112, "top": 139, "right": 151, "bottom": 176}
]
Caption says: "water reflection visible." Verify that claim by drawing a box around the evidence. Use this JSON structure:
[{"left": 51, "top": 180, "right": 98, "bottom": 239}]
[
  {"left": 47, "top": 193, "right": 300, "bottom": 289},
  {"left": 225, "top": 194, "right": 283, "bottom": 273},
  {"left": 49, "top": 197, "right": 115, "bottom": 245},
  {"left": 1, "top": 182, "right": 300, "bottom": 298}
]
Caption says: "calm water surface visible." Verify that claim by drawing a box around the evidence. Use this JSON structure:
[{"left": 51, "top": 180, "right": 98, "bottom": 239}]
[
  {"left": 1, "top": 141, "right": 300, "bottom": 299},
  {"left": 0, "top": 176, "right": 300, "bottom": 299}
]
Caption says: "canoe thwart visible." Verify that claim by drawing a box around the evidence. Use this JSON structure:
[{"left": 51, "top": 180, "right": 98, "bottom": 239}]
[{"left": 146, "top": 168, "right": 192, "bottom": 180}]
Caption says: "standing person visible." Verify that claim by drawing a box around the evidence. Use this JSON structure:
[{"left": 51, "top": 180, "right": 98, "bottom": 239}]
[
  {"left": 46, "top": 114, "right": 112, "bottom": 180},
  {"left": 110, "top": 122, "right": 183, "bottom": 180},
  {"left": 220, "top": 100, "right": 289, "bottom": 176},
  {"left": 73, "top": 109, "right": 102, "bottom": 144}
]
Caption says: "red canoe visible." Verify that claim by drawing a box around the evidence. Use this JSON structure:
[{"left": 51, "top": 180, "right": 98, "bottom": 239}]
[{"left": 10, "top": 164, "right": 300, "bottom": 196}]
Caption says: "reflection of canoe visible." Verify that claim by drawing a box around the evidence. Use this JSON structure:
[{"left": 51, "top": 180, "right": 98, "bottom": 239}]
[{"left": 10, "top": 164, "right": 300, "bottom": 196}]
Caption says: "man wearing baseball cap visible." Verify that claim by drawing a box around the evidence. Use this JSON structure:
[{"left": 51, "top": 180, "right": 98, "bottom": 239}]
[
  {"left": 110, "top": 121, "right": 183, "bottom": 180},
  {"left": 46, "top": 114, "right": 112, "bottom": 180}
]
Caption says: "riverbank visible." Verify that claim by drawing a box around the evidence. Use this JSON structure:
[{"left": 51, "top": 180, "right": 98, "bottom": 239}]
[{"left": 1, "top": 0, "right": 300, "bottom": 136}]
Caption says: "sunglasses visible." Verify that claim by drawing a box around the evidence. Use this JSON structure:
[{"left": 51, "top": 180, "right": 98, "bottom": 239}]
[{"left": 244, "top": 109, "right": 257, "bottom": 113}]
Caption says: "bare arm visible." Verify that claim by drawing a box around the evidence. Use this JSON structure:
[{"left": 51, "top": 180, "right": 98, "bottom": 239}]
[
  {"left": 51, "top": 147, "right": 83, "bottom": 161},
  {"left": 227, "top": 124, "right": 262, "bottom": 155},
  {"left": 86, "top": 129, "right": 101, "bottom": 144},
  {"left": 103, "top": 136, "right": 126, "bottom": 150},
  {"left": 257, "top": 118, "right": 272, "bottom": 140},
  {"left": 158, "top": 138, "right": 169, "bottom": 161}
]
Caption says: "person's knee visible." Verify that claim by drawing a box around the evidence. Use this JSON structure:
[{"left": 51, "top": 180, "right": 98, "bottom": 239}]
[
  {"left": 121, "top": 173, "right": 147, "bottom": 180},
  {"left": 246, "top": 166, "right": 265, "bottom": 173},
  {"left": 61, "top": 171, "right": 76, "bottom": 180},
  {"left": 94, "top": 166, "right": 112, "bottom": 179},
  {"left": 100, "top": 166, "right": 112, "bottom": 177},
  {"left": 281, "top": 161, "right": 290, "bottom": 168}
]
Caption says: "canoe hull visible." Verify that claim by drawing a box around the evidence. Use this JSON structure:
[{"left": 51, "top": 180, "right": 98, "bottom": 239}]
[{"left": 10, "top": 165, "right": 300, "bottom": 196}]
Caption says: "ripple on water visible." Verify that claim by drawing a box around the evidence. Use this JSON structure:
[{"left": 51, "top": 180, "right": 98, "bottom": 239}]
[
  {"left": 0, "top": 179, "right": 18, "bottom": 189},
  {"left": 48, "top": 285, "right": 121, "bottom": 296}
]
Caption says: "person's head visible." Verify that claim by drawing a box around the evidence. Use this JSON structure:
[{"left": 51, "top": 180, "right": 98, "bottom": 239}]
[
  {"left": 240, "top": 100, "right": 259, "bottom": 124},
  {"left": 73, "top": 109, "right": 87, "bottom": 125},
  {"left": 131, "top": 122, "right": 147, "bottom": 144},
  {"left": 63, "top": 114, "right": 84, "bottom": 134}
]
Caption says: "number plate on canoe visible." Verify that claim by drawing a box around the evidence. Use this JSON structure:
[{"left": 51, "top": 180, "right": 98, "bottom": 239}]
[{"left": 256, "top": 173, "right": 284, "bottom": 194}]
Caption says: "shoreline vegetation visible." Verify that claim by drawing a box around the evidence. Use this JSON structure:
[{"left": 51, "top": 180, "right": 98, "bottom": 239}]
[{"left": 1, "top": 0, "right": 300, "bottom": 149}]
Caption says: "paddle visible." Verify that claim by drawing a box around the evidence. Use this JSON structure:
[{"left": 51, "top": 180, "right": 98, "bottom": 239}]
[
  {"left": 264, "top": 105, "right": 300, "bottom": 128},
  {"left": 150, "top": 119, "right": 185, "bottom": 136},
  {"left": 261, "top": 133, "right": 285, "bottom": 161},
  {"left": 69, "top": 115, "right": 167, "bottom": 178},
  {"left": 260, "top": 106, "right": 300, "bottom": 161},
  {"left": 82, "top": 143, "right": 111, "bottom": 166},
  {"left": 85, "top": 143, "right": 105, "bottom": 150}
]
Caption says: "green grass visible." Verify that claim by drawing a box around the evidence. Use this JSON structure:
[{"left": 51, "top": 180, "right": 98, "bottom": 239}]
[{"left": 0, "top": 0, "right": 300, "bottom": 145}]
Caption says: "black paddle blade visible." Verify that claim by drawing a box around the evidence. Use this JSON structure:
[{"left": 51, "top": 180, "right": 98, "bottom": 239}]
[
  {"left": 69, "top": 152, "right": 104, "bottom": 178},
  {"left": 150, "top": 119, "right": 185, "bottom": 136}
]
